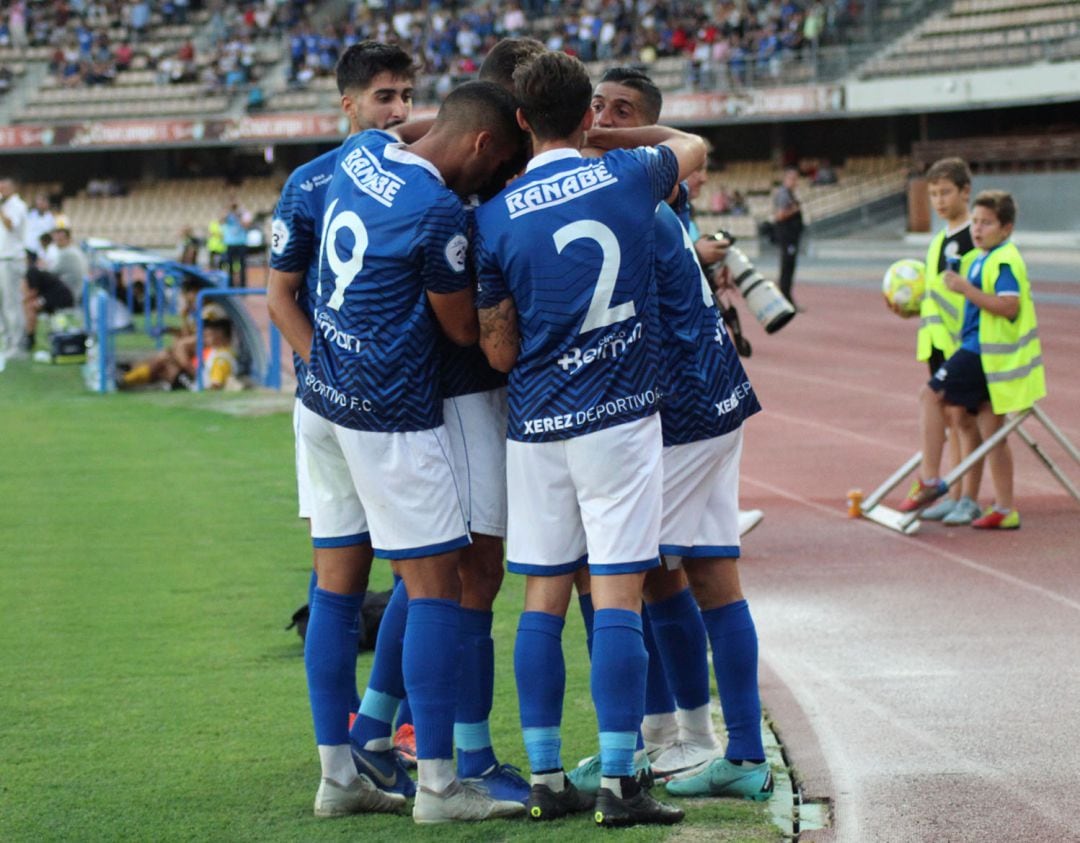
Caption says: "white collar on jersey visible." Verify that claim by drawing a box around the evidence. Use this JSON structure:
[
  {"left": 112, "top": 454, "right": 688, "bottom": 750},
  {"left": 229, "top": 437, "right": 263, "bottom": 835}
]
[
  {"left": 382, "top": 142, "right": 445, "bottom": 184},
  {"left": 526, "top": 147, "right": 583, "bottom": 173}
]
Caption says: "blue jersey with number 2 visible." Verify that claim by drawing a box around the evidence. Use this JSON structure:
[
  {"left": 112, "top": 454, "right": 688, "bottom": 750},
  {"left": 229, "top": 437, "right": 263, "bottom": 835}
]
[
  {"left": 474, "top": 146, "right": 680, "bottom": 443},
  {"left": 303, "top": 129, "right": 471, "bottom": 432}
]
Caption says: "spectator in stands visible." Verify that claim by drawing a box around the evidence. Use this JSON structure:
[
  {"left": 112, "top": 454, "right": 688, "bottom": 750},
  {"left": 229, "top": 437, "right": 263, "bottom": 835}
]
[
  {"left": 813, "top": 160, "right": 838, "bottom": 184},
  {"left": 24, "top": 194, "right": 55, "bottom": 268},
  {"left": 772, "top": 165, "right": 804, "bottom": 310},
  {"left": 730, "top": 190, "right": 749, "bottom": 216},
  {"left": 0, "top": 65, "right": 13, "bottom": 95},
  {"left": 221, "top": 203, "right": 248, "bottom": 287}
]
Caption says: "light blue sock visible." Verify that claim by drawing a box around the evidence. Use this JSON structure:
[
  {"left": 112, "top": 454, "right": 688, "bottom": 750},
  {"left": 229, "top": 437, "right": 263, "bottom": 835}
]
[
  {"left": 403, "top": 598, "right": 461, "bottom": 761},
  {"left": 703, "top": 599, "right": 765, "bottom": 762},
  {"left": 455, "top": 608, "right": 498, "bottom": 778},
  {"left": 515, "top": 611, "right": 565, "bottom": 772},
  {"left": 647, "top": 588, "right": 711, "bottom": 711},
  {"left": 592, "top": 608, "right": 647, "bottom": 777},
  {"left": 305, "top": 587, "right": 362, "bottom": 746},
  {"left": 351, "top": 578, "right": 408, "bottom": 749}
]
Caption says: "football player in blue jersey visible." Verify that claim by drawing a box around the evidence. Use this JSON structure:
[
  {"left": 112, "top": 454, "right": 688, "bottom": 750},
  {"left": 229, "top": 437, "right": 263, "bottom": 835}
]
[
  {"left": 473, "top": 50, "right": 706, "bottom": 828},
  {"left": 299, "top": 80, "right": 527, "bottom": 825},
  {"left": 267, "top": 40, "right": 418, "bottom": 820},
  {"left": 428, "top": 36, "right": 546, "bottom": 806},
  {"left": 589, "top": 66, "right": 773, "bottom": 803}
]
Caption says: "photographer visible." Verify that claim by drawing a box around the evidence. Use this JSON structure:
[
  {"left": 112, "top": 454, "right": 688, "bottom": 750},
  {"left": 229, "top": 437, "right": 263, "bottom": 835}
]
[{"left": 772, "top": 165, "right": 804, "bottom": 310}]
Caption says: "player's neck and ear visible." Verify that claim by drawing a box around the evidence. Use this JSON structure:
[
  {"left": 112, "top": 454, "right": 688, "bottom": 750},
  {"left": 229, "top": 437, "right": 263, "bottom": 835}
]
[{"left": 517, "top": 104, "right": 593, "bottom": 162}]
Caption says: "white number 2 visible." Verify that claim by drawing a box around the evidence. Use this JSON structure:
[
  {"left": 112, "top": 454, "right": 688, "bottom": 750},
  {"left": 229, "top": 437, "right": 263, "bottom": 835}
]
[
  {"left": 317, "top": 198, "right": 369, "bottom": 311},
  {"left": 553, "top": 220, "right": 635, "bottom": 334}
]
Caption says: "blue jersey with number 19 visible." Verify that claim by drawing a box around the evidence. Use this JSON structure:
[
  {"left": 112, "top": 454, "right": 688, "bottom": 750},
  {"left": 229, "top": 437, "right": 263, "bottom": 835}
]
[
  {"left": 303, "top": 129, "right": 472, "bottom": 432},
  {"left": 474, "top": 146, "right": 680, "bottom": 443},
  {"left": 654, "top": 202, "right": 760, "bottom": 445}
]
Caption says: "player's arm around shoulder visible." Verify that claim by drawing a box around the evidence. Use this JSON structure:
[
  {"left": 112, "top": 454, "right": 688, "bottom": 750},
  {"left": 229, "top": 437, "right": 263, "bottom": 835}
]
[{"left": 586, "top": 125, "right": 707, "bottom": 183}]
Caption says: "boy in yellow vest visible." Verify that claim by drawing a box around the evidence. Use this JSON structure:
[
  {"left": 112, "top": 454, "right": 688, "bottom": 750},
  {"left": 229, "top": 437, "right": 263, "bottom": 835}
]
[
  {"left": 894, "top": 158, "right": 984, "bottom": 523},
  {"left": 904, "top": 190, "right": 1045, "bottom": 529}
]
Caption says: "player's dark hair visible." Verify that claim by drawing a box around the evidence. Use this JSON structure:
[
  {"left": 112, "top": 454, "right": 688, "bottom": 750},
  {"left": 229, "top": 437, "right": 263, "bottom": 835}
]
[
  {"left": 436, "top": 80, "right": 523, "bottom": 151},
  {"left": 973, "top": 189, "right": 1017, "bottom": 227},
  {"left": 514, "top": 51, "right": 592, "bottom": 142},
  {"left": 597, "top": 66, "right": 663, "bottom": 124},
  {"left": 479, "top": 37, "right": 546, "bottom": 92},
  {"left": 336, "top": 41, "right": 415, "bottom": 95},
  {"left": 926, "top": 157, "right": 972, "bottom": 190}
]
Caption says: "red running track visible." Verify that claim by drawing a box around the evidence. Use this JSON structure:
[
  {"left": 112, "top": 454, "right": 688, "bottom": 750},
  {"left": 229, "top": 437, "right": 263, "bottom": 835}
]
[{"left": 735, "top": 283, "right": 1080, "bottom": 842}]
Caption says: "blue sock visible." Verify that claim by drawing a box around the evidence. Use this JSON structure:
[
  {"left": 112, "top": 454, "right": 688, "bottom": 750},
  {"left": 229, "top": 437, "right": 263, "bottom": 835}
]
[
  {"left": 702, "top": 600, "right": 764, "bottom": 762},
  {"left": 351, "top": 578, "right": 408, "bottom": 749},
  {"left": 307, "top": 568, "right": 317, "bottom": 606},
  {"left": 403, "top": 598, "right": 461, "bottom": 761},
  {"left": 647, "top": 589, "right": 711, "bottom": 711},
  {"left": 592, "top": 608, "right": 647, "bottom": 777},
  {"left": 578, "top": 592, "right": 595, "bottom": 657},
  {"left": 390, "top": 575, "right": 413, "bottom": 731},
  {"left": 642, "top": 607, "right": 676, "bottom": 716},
  {"left": 304, "top": 587, "right": 362, "bottom": 746},
  {"left": 455, "top": 608, "right": 498, "bottom": 778},
  {"left": 515, "top": 611, "right": 565, "bottom": 772}
]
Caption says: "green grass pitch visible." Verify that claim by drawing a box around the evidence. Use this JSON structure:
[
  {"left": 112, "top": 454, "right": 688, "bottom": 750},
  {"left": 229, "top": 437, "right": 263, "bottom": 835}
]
[{"left": 0, "top": 358, "right": 779, "bottom": 842}]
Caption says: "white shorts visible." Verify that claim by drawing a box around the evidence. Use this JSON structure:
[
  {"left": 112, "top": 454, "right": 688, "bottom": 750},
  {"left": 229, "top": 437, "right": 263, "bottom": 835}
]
[
  {"left": 443, "top": 388, "right": 508, "bottom": 538},
  {"left": 294, "top": 398, "right": 314, "bottom": 520},
  {"left": 659, "top": 427, "right": 743, "bottom": 564},
  {"left": 505, "top": 414, "right": 663, "bottom": 576},
  {"left": 298, "top": 403, "right": 470, "bottom": 559}
]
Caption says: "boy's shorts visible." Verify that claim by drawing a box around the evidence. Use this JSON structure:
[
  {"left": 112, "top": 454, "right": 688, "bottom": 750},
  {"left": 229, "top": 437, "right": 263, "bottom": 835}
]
[
  {"left": 927, "top": 347, "right": 946, "bottom": 378},
  {"left": 929, "top": 348, "right": 989, "bottom": 414}
]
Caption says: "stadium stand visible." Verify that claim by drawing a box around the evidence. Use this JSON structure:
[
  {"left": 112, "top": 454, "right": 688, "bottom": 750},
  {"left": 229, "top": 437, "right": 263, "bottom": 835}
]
[
  {"left": 61, "top": 176, "right": 281, "bottom": 250},
  {"left": 858, "top": 0, "right": 1080, "bottom": 78},
  {"left": 696, "top": 155, "right": 910, "bottom": 239}
]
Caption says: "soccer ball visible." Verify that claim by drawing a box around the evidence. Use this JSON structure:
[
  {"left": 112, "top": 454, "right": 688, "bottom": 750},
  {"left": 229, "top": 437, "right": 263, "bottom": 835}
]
[{"left": 882, "top": 259, "right": 925, "bottom": 315}]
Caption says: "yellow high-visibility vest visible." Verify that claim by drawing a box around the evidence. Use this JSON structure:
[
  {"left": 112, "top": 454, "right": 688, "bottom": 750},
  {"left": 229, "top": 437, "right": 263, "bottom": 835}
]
[
  {"left": 916, "top": 229, "right": 971, "bottom": 361},
  {"left": 976, "top": 241, "right": 1046, "bottom": 414}
]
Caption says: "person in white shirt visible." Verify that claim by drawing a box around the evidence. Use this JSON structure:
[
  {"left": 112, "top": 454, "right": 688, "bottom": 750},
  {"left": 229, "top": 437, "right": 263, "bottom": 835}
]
[
  {"left": 0, "top": 178, "right": 29, "bottom": 355},
  {"left": 24, "top": 194, "right": 55, "bottom": 266}
]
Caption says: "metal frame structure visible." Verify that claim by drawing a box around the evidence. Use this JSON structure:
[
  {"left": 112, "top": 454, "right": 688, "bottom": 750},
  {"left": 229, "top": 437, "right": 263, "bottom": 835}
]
[{"left": 857, "top": 404, "right": 1080, "bottom": 534}]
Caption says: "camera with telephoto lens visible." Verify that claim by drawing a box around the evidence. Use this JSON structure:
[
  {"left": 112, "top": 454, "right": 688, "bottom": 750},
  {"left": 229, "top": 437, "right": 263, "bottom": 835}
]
[{"left": 711, "top": 229, "right": 797, "bottom": 334}]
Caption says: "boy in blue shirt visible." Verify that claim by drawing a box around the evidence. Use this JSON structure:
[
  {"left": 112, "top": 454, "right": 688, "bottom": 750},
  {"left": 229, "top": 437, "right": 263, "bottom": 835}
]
[{"left": 910, "top": 190, "right": 1045, "bottom": 529}]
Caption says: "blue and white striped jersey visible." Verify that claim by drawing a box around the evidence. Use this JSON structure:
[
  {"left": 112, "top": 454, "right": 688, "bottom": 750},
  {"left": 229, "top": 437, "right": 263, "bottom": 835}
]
[
  {"left": 303, "top": 129, "right": 472, "bottom": 431},
  {"left": 474, "top": 146, "right": 680, "bottom": 443}
]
